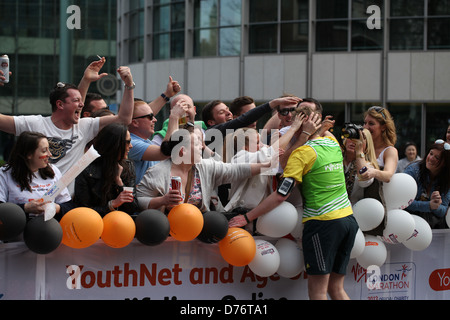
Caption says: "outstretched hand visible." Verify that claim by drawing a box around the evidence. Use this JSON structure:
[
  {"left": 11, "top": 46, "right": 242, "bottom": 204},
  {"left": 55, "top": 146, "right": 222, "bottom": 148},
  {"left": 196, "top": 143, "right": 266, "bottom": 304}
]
[{"left": 83, "top": 57, "right": 108, "bottom": 83}]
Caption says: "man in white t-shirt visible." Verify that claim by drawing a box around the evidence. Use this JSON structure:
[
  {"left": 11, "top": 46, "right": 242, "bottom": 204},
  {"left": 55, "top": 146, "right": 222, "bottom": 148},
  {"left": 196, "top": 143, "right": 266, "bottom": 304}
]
[{"left": 0, "top": 59, "right": 135, "bottom": 194}]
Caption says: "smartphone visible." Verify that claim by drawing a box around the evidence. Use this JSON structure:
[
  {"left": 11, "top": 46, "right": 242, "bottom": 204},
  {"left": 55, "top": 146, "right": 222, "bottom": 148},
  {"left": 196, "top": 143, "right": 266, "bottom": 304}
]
[
  {"left": 359, "top": 166, "right": 368, "bottom": 174},
  {"left": 277, "top": 177, "right": 295, "bottom": 196}
]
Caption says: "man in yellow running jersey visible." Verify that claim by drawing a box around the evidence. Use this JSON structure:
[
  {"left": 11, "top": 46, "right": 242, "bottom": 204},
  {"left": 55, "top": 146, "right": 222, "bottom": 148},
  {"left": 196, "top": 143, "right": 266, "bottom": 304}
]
[{"left": 229, "top": 112, "right": 358, "bottom": 300}]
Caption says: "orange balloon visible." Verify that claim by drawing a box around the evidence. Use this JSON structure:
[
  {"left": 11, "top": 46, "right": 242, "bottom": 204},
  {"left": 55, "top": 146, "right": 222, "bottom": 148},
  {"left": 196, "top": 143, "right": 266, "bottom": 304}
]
[
  {"left": 219, "top": 227, "right": 256, "bottom": 266},
  {"left": 168, "top": 203, "right": 204, "bottom": 241},
  {"left": 101, "top": 211, "right": 136, "bottom": 248},
  {"left": 60, "top": 207, "right": 104, "bottom": 249}
]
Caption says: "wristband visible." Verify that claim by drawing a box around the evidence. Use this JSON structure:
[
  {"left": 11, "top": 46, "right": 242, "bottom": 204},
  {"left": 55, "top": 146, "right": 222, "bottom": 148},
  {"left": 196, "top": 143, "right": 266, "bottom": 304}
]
[
  {"left": 243, "top": 214, "right": 250, "bottom": 223},
  {"left": 108, "top": 200, "right": 117, "bottom": 211},
  {"left": 302, "top": 131, "right": 311, "bottom": 136},
  {"left": 124, "top": 82, "right": 136, "bottom": 90},
  {"left": 161, "top": 93, "right": 170, "bottom": 102}
]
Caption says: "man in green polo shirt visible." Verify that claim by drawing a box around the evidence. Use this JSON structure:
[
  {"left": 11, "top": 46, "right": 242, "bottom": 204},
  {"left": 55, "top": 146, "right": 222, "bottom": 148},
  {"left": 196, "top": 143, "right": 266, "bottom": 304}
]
[{"left": 229, "top": 115, "right": 358, "bottom": 300}]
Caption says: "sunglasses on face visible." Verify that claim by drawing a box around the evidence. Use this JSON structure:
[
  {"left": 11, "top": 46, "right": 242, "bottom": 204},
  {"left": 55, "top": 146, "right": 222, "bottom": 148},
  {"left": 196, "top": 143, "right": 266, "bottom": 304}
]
[
  {"left": 368, "top": 106, "right": 386, "bottom": 120},
  {"left": 132, "top": 113, "right": 154, "bottom": 120},
  {"left": 435, "top": 139, "right": 450, "bottom": 151},
  {"left": 278, "top": 108, "right": 296, "bottom": 116}
]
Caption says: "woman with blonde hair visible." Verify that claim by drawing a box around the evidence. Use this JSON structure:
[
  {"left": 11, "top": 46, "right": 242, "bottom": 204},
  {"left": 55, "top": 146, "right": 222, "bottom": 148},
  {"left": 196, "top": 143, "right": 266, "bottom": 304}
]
[
  {"left": 360, "top": 106, "right": 398, "bottom": 235},
  {"left": 361, "top": 106, "right": 398, "bottom": 183},
  {"left": 343, "top": 128, "right": 379, "bottom": 204}
]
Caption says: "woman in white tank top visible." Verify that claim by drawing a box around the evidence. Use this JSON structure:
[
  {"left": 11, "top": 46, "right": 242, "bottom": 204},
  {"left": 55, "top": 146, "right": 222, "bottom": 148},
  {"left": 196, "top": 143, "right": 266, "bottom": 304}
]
[{"left": 360, "top": 106, "right": 398, "bottom": 183}]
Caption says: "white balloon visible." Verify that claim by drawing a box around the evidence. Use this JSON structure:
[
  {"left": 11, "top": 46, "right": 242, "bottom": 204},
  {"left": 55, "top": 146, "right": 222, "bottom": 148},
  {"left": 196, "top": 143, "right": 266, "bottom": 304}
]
[
  {"left": 290, "top": 207, "right": 304, "bottom": 240},
  {"left": 383, "top": 173, "right": 418, "bottom": 210},
  {"left": 403, "top": 215, "right": 432, "bottom": 251},
  {"left": 256, "top": 201, "right": 298, "bottom": 238},
  {"left": 352, "top": 198, "right": 385, "bottom": 231},
  {"left": 275, "top": 238, "right": 304, "bottom": 278},
  {"left": 381, "top": 209, "right": 416, "bottom": 244},
  {"left": 248, "top": 240, "right": 280, "bottom": 277},
  {"left": 350, "top": 228, "right": 365, "bottom": 259},
  {"left": 356, "top": 235, "right": 387, "bottom": 269}
]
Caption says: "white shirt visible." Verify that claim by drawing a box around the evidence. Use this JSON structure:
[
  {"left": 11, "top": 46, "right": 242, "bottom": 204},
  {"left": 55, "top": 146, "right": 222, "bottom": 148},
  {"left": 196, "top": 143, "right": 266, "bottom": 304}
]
[
  {"left": 225, "top": 146, "right": 275, "bottom": 211},
  {"left": 0, "top": 164, "right": 71, "bottom": 205},
  {"left": 14, "top": 115, "right": 100, "bottom": 194}
]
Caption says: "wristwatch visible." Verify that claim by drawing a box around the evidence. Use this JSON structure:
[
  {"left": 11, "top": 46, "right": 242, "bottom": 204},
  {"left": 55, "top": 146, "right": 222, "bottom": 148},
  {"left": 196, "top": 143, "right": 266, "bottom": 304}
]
[
  {"left": 124, "top": 82, "right": 136, "bottom": 90},
  {"left": 161, "top": 93, "right": 170, "bottom": 102}
]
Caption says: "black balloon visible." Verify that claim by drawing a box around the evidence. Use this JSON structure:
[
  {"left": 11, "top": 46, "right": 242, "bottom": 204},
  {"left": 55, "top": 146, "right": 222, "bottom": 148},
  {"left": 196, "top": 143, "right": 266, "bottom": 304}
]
[
  {"left": 197, "top": 211, "right": 229, "bottom": 244},
  {"left": 0, "top": 202, "right": 27, "bottom": 241},
  {"left": 135, "top": 209, "right": 170, "bottom": 246},
  {"left": 23, "top": 216, "right": 63, "bottom": 254}
]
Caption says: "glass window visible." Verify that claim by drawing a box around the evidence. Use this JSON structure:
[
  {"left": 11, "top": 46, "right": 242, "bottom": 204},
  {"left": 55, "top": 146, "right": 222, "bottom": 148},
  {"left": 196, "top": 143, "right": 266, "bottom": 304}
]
[
  {"left": 281, "top": 22, "right": 308, "bottom": 52},
  {"left": 316, "top": 0, "right": 348, "bottom": 19},
  {"left": 249, "top": 0, "right": 309, "bottom": 54},
  {"left": 171, "top": 2, "right": 185, "bottom": 29},
  {"left": 129, "top": 0, "right": 145, "bottom": 11},
  {"left": 153, "top": 1, "right": 185, "bottom": 60},
  {"left": 352, "top": 0, "right": 383, "bottom": 18},
  {"left": 349, "top": 102, "right": 382, "bottom": 124},
  {"left": 194, "top": 0, "right": 240, "bottom": 57},
  {"left": 154, "top": 5, "right": 170, "bottom": 32},
  {"left": 219, "top": 27, "right": 241, "bottom": 56},
  {"left": 249, "top": 0, "right": 277, "bottom": 22},
  {"left": 316, "top": 20, "right": 348, "bottom": 51},
  {"left": 425, "top": 104, "right": 450, "bottom": 150},
  {"left": 388, "top": 103, "right": 422, "bottom": 152},
  {"left": 249, "top": 24, "right": 277, "bottom": 54},
  {"left": 281, "top": 0, "right": 309, "bottom": 21},
  {"left": 129, "top": 36, "right": 144, "bottom": 62},
  {"left": 153, "top": 33, "right": 169, "bottom": 60},
  {"left": 194, "top": 0, "right": 218, "bottom": 28},
  {"left": 428, "top": 0, "right": 450, "bottom": 15},
  {"left": 171, "top": 31, "right": 185, "bottom": 59},
  {"left": 18, "top": 55, "right": 40, "bottom": 97},
  {"left": 428, "top": 18, "right": 450, "bottom": 49},
  {"left": 390, "top": 0, "right": 424, "bottom": 17},
  {"left": 220, "top": 0, "right": 241, "bottom": 26},
  {"left": 390, "top": 18, "right": 424, "bottom": 50},
  {"left": 351, "top": 19, "right": 383, "bottom": 50},
  {"left": 194, "top": 29, "right": 218, "bottom": 56}
]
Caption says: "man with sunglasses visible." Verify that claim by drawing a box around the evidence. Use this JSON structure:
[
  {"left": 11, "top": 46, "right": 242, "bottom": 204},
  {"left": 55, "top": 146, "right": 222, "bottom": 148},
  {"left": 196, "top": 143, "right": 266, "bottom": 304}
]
[{"left": 128, "top": 98, "right": 189, "bottom": 183}]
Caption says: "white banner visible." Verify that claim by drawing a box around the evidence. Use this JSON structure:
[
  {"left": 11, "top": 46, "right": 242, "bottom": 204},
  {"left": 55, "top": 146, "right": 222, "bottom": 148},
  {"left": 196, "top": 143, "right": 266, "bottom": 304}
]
[{"left": 2, "top": 231, "right": 450, "bottom": 300}]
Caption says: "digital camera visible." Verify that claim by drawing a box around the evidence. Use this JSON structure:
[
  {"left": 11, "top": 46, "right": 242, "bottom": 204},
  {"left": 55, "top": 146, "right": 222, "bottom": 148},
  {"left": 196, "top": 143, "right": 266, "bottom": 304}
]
[{"left": 341, "top": 123, "right": 364, "bottom": 140}]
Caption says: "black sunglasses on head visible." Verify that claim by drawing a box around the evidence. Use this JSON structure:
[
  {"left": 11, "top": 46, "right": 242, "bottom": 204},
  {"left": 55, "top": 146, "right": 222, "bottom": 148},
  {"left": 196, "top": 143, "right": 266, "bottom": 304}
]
[{"left": 368, "top": 106, "right": 386, "bottom": 120}]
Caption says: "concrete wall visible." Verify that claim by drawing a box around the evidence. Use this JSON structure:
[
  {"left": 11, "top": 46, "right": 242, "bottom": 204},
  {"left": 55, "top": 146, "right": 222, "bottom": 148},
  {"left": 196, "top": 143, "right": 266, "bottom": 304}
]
[{"left": 128, "top": 51, "right": 450, "bottom": 104}]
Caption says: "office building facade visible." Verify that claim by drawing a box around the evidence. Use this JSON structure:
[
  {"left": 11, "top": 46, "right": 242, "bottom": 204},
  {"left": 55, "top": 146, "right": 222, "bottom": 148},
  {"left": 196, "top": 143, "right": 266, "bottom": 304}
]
[{"left": 117, "top": 0, "right": 450, "bottom": 156}]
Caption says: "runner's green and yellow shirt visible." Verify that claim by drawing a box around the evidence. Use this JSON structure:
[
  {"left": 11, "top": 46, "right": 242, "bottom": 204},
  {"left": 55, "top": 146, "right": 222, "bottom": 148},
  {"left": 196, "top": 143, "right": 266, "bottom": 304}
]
[{"left": 283, "top": 136, "right": 353, "bottom": 222}]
